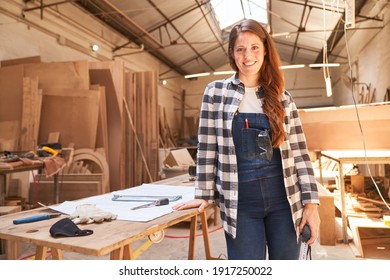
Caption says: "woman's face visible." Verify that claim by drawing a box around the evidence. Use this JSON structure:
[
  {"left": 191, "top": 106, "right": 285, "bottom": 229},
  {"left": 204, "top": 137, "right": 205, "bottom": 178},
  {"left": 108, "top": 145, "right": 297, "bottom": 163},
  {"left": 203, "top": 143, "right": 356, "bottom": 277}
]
[{"left": 233, "top": 31, "right": 266, "bottom": 86}]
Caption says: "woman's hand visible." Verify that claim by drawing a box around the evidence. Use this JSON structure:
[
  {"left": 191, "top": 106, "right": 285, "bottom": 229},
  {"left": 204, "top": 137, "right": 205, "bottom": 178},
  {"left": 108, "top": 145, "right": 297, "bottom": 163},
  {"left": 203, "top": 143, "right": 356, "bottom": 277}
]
[
  {"left": 299, "top": 203, "right": 320, "bottom": 246},
  {"left": 172, "top": 199, "right": 209, "bottom": 212}
]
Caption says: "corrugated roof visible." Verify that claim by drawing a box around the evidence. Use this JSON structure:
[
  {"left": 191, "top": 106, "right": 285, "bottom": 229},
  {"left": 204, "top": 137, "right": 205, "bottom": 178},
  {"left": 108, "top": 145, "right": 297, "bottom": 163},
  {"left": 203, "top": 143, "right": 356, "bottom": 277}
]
[{"left": 26, "top": 0, "right": 375, "bottom": 79}]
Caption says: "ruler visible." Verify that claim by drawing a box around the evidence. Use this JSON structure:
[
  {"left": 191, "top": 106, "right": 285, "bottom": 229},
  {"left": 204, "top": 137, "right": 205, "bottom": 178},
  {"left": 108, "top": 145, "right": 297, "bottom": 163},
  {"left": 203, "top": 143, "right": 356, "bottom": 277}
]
[{"left": 299, "top": 242, "right": 309, "bottom": 260}]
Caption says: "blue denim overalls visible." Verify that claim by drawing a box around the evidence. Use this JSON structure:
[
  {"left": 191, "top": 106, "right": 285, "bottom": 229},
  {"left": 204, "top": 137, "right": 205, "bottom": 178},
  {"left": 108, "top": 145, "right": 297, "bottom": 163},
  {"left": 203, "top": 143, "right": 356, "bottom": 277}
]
[{"left": 224, "top": 111, "right": 301, "bottom": 260}]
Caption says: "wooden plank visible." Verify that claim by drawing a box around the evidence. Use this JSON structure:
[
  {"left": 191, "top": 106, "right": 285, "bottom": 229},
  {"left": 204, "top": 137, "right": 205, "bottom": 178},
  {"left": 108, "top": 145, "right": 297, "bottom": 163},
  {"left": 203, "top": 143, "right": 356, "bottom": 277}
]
[
  {"left": 0, "top": 206, "right": 21, "bottom": 216},
  {"left": 350, "top": 174, "right": 365, "bottom": 194},
  {"left": 38, "top": 88, "right": 100, "bottom": 149},
  {"left": 20, "top": 77, "right": 42, "bottom": 151},
  {"left": 348, "top": 217, "right": 390, "bottom": 257},
  {"left": 47, "top": 132, "right": 60, "bottom": 143},
  {"left": 149, "top": 71, "right": 159, "bottom": 182},
  {"left": 1, "top": 56, "right": 41, "bottom": 67},
  {"left": 24, "top": 61, "right": 89, "bottom": 90},
  {"left": 318, "top": 184, "right": 336, "bottom": 245},
  {"left": 29, "top": 181, "right": 102, "bottom": 205},
  {"left": 34, "top": 173, "right": 103, "bottom": 182},
  {"left": 299, "top": 103, "right": 390, "bottom": 150},
  {"left": 0, "top": 65, "right": 24, "bottom": 124},
  {"left": 124, "top": 72, "right": 135, "bottom": 188},
  {"left": 89, "top": 60, "right": 124, "bottom": 116},
  {"left": 89, "top": 69, "right": 122, "bottom": 191},
  {"left": 0, "top": 121, "right": 20, "bottom": 151},
  {"left": 90, "top": 85, "right": 109, "bottom": 161}
]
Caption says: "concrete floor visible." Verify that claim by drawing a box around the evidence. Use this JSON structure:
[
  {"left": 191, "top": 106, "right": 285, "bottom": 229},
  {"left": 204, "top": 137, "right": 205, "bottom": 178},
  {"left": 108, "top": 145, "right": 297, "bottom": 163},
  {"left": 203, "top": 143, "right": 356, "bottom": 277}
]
[{"left": 5, "top": 218, "right": 377, "bottom": 261}]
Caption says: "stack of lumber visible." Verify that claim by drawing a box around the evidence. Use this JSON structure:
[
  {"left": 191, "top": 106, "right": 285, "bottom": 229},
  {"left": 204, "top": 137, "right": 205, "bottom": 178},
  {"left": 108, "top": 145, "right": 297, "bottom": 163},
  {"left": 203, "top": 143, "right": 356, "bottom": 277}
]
[
  {"left": 124, "top": 71, "right": 159, "bottom": 187},
  {"left": 333, "top": 191, "right": 384, "bottom": 219},
  {"left": 159, "top": 106, "right": 177, "bottom": 149},
  {"left": 0, "top": 57, "right": 161, "bottom": 204}
]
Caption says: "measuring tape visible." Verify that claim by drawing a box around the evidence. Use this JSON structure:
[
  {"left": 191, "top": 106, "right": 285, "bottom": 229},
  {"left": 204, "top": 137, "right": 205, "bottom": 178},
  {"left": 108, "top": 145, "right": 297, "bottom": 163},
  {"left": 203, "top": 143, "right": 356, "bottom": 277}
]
[
  {"left": 299, "top": 242, "right": 311, "bottom": 260},
  {"left": 299, "top": 225, "right": 312, "bottom": 260}
]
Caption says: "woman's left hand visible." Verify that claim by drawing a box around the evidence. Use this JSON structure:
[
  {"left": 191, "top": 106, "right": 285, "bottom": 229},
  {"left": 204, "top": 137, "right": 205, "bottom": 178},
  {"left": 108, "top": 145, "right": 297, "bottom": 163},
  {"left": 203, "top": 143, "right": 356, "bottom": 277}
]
[
  {"left": 172, "top": 199, "right": 209, "bottom": 212},
  {"left": 299, "top": 203, "right": 320, "bottom": 245}
]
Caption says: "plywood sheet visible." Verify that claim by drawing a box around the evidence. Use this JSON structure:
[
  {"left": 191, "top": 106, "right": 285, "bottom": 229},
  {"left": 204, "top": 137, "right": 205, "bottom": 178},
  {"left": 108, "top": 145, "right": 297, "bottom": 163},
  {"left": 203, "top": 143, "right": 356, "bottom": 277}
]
[
  {"left": 1, "top": 56, "right": 41, "bottom": 67},
  {"left": 29, "top": 181, "right": 102, "bottom": 205},
  {"left": 0, "top": 121, "right": 20, "bottom": 150},
  {"left": 89, "top": 60, "right": 124, "bottom": 116},
  {"left": 20, "top": 77, "right": 42, "bottom": 151},
  {"left": 299, "top": 103, "right": 390, "bottom": 150},
  {"left": 24, "top": 60, "right": 89, "bottom": 90},
  {"left": 125, "top": 71, "right": 159, "bottom": 187},
  {"left": 89, "top": 69, "right": 122, "bottom": 191},
  {"left": 0, "top": 65, "right": 24, "bottom": 122},
  {"left": 90, "top": 85, "right": 109, "bottom": 160},
  {"left": 38, "top": 88, "right": 100, "bottom": 149}
]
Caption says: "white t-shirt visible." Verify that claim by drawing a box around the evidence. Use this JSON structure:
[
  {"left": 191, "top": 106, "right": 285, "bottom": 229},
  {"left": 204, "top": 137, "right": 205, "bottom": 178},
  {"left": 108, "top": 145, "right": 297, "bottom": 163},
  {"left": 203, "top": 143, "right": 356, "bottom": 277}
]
[{"left": 238, "top": 87, "right": 263, "bottom": 113}]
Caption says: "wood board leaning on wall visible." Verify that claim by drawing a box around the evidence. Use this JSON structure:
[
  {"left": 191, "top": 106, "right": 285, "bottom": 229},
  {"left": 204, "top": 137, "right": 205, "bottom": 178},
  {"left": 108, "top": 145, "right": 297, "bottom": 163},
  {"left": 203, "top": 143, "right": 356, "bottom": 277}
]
[{"left": 0, "top": 57, "right": 161, "bottom": 205}]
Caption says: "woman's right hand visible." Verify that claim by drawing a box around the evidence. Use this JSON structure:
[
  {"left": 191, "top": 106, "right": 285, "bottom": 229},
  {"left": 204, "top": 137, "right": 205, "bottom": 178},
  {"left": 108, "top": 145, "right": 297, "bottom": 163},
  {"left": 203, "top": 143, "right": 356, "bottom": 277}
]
[{"left": 172, "top": 199, "right": 209, "bottom": 212}]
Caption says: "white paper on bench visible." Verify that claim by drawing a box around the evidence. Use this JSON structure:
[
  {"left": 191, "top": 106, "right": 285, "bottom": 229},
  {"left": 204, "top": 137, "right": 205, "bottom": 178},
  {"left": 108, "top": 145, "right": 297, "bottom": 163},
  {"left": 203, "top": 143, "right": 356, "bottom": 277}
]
[{"left": 49, "top": 184, "right": 195, "bottom": 222}]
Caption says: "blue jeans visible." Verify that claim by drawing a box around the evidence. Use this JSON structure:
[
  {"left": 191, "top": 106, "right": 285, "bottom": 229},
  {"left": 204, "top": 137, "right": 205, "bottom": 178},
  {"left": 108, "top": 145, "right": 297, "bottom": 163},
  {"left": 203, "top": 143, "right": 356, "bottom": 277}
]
[
  {"left": 225, "top": 173, "right": 301, "bottom": 260},
  {"left": 228, "top": 112, "right": 300, "bottom": 259}
]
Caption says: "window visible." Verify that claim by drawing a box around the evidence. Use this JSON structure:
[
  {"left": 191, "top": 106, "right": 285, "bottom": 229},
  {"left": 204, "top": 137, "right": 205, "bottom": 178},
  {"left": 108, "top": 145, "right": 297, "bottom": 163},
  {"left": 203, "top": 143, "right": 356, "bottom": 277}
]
[{"left": 210, "top": 0, "right": 268, "bottom": 30}]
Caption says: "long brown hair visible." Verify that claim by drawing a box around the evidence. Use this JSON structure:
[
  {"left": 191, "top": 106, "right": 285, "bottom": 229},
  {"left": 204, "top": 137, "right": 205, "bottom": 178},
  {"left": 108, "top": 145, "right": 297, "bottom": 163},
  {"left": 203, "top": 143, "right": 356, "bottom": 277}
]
[{"left": 228, "top": 19, "right": 285, "bottom": 147}]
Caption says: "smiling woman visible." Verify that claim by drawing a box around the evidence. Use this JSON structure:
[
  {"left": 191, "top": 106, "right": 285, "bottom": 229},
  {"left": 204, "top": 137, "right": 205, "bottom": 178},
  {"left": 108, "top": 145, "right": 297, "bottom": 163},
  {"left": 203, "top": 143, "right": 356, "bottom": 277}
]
[
  {"left": 231, "top": 31, "right": 266, "bottom": 87},
  {"left": 173, "top": 19, "right": 320, "bottom": 260}
]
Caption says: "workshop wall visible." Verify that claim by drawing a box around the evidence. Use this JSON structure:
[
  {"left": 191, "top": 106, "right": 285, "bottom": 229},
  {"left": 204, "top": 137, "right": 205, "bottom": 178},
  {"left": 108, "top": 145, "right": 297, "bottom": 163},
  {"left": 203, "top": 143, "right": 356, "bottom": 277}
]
[
  {"left": 0, "top": 3, "right": 185, "bottom": 145},
  {"left": 332, "top": 5, "right": 390, "bottom": 105},
  {"left": 1, "top": 1, "right": 389, "bottom": 144}
]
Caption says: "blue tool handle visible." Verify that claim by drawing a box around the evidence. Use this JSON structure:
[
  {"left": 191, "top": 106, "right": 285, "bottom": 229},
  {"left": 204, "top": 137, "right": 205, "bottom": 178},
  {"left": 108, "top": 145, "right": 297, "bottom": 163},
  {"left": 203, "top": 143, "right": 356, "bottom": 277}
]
[{"left": 13, "top": 214, "right": 51, "bottom": 225}]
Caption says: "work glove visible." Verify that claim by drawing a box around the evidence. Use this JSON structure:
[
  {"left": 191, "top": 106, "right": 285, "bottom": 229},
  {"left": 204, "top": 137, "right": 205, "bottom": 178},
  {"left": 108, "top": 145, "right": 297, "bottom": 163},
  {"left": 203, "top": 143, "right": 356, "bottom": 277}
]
[{"left": 69, "top": 204, "right": 117, "bottom": 224}]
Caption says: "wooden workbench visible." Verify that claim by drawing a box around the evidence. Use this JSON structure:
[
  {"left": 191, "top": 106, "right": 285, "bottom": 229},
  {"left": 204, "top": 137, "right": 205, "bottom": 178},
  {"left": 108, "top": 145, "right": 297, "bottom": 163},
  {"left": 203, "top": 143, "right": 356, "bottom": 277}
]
[
  {"left": 0, "top": 162, "right": 45, "bottom": 206},
  {"left": 320, "top": 150, "right": 390, "bottom": 244},
  {"left": 0, "top": 156, "right": 65, "bottom": 205},
  {"left": 0, "top": 174, "right": 219, "bottom": 260}
]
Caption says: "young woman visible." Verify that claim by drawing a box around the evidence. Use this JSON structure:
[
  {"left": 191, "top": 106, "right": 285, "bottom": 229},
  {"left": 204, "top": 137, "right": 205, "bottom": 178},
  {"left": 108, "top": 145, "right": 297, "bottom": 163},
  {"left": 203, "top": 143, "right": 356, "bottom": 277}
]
[{"left": 173, "top": 19, "right": 320, "bottom": 260}]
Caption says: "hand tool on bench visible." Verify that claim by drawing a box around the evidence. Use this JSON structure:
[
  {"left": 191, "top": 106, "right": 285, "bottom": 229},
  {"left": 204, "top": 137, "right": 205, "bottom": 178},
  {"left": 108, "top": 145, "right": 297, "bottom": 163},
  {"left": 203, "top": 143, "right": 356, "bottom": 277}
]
[
  {"left": 112, "top": 194, "right": 182, "bottom": 202},
  {"left": 131, "top": 198, "right": 170, "bottom": 210},
  {"left": 13, "top": 213, "right": 61, "bottom": 225}
]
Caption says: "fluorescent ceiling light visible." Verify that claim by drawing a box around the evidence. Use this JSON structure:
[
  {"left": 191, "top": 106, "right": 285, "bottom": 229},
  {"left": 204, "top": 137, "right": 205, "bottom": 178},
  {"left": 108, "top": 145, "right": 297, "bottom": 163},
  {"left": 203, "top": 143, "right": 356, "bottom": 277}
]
[
  {"left": 280, "top": 64, "right": 305, "bottom": 69},
  {"left": 309, "top": 63, "right": 340, "bottom": 68},
  {"left": 184, "top": 72, "right": 210, "bottom": 79},
  {"left": 213, "top": 71, "right": 235, "bottom": 75},
  {"left": 325, "top": 77, "right": 333, "bottom": 97}
]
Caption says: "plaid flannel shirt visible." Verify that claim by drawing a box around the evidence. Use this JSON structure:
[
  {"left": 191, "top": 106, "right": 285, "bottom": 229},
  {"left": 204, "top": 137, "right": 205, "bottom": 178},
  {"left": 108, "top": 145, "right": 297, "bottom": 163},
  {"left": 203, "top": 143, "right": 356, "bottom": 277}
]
[{"left": 195, "top": 74, "right": 320, "bottom": 239}]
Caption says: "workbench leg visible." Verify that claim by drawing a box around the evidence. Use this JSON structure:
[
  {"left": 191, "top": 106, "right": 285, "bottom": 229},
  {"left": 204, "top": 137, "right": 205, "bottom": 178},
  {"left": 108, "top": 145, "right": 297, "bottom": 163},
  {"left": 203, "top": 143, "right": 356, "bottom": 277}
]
[
  {"left": 5, "top": 240, "right": 20, "bottom": 260},
  {"left": 51, "top": 248, "right": 63, "bottom": 260},
  {"left": 200, "top": 210, "right": 214, "bottom": 260},
  {"left": 339, "top": 163, "right": 349, "bottom": 244},
  {"left": 122, "top": 244, "right": 134, "bottom": 260},
  {"left": 35, "top": 246, "right": 47, "bottom": 260},
  {"left": 188, "top": 215, "right": 197, "bottom": 260},
  {"left": 111, "top": 244, "right": 134, "bottom": 260},
  {"left": 0, "top": 174, "right": 6, "bottom": 206},
  {"left": 110, "top": 247, "right": 124, "bottom": 260},
  {"left": 53, "top": 173, "right": 59, "bottom": 204}
]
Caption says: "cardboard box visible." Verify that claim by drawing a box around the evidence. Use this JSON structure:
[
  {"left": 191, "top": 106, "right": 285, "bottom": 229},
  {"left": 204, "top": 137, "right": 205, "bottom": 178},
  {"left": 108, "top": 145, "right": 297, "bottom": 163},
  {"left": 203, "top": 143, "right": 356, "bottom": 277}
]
[
  {"left": 163, "top": 148, "right": 195, "bottom": 167},
  {"left": 351, "top": 174, "right": 365, "bottom": 193}
]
